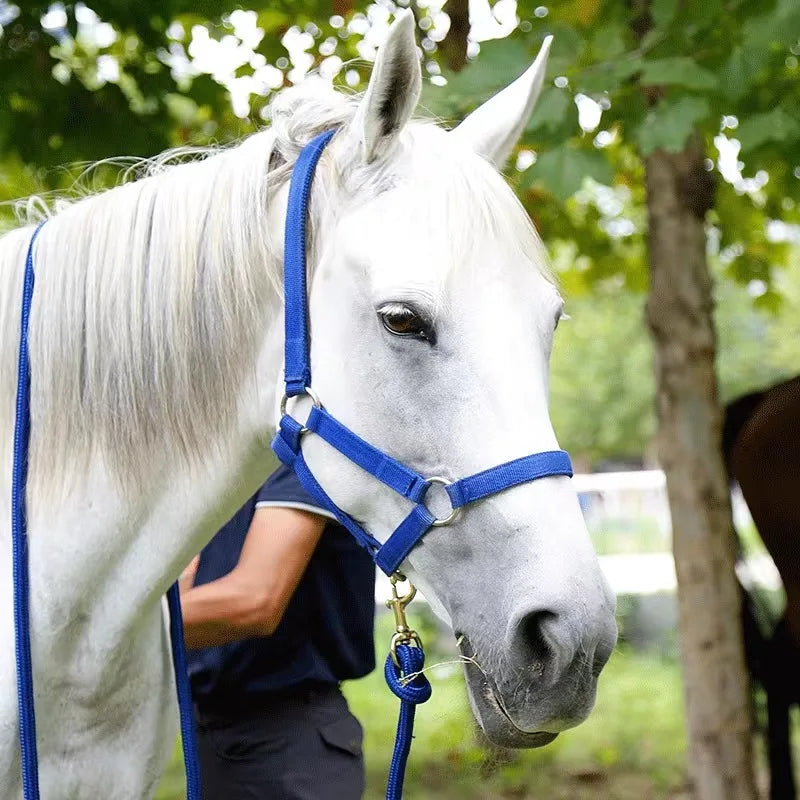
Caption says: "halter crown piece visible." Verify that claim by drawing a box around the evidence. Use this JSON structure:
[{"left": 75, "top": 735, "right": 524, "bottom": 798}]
[{"left": 272, "top": 129, "right": 575, "bottom": 799}]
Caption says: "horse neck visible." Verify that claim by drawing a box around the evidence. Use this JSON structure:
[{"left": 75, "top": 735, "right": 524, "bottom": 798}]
[{"left": 23, "top": 322, "right": 281, "bottom": 657}]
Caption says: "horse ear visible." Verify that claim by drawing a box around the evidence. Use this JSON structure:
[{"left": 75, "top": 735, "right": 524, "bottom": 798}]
[
  {"left": 351, "top": 11, "right": 422, "bottom": 163},
  {"left": 452, "top": 36, "right": 553, "bottom": 169}
]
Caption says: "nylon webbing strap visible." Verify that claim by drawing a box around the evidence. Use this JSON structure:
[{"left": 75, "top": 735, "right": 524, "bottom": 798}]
[
  {"left": 374, "top": 504, "right": 436, "bottom": 575},
  {"left": 306, "top": 407, "right": 428, "bottom": 503},
  {"left": 283, "top": 129, "right": 336, "bottom": 396},
  {"left": 447, "top": 451, "right": 573, "bottom": 508},
  {"left": 272, "top": 427, "right": 382, "bottom": 554}
]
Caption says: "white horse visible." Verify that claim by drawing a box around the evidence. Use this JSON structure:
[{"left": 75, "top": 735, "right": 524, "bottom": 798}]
[{"left": 0, "top": 14, "right": 616, "bottom": 798}]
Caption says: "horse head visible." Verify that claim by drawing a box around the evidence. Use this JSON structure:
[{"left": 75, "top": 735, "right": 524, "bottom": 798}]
[{"left": 283, "top": 14, "right": 617, "bottom": 747}]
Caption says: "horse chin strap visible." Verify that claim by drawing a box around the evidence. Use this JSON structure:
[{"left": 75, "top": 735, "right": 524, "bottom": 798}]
[{"left": 273, "top": 129, "right": 575, "bottom": 799}]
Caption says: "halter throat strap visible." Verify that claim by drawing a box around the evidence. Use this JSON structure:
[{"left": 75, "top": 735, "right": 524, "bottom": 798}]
[{"left": 274, "top": 129, "right": 574, "bottom": 576}]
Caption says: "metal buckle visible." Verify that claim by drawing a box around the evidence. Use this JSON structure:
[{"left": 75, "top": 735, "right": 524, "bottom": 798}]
[
  {"left": 279, "top": 386, "right": 322, "bottom": 434},
  {"left": 386, "top": 572, "right": 423, "bottom": 668},
  {"left": 424, "top": 476, "right": 462, "bottom": 527}
]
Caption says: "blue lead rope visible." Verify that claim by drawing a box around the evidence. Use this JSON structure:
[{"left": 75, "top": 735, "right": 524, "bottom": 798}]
[
  {"left": 12, "top": 224, "right": 201, "bottom": 799},
  {"left": 12, "top": 223, "right": 44, "bottom": 800},
  {"left": 166, "top": 584, "right": 202, "bottom": 800},
  {"left": 384, "top": 646, "right": 432, "bottom": 800}
]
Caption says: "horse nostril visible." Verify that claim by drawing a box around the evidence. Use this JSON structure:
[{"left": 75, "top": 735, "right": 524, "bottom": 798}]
[
  {"left": 592, "top": 634, "right": 615, "bottom": 677},
  {"left": 516, "top": 610, "right": 559, "bottom": 672}
]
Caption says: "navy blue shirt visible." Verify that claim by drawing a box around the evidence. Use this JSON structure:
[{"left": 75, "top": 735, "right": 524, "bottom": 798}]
[{"left": 188, "top": 466, "right": 376, "bottom": 705}]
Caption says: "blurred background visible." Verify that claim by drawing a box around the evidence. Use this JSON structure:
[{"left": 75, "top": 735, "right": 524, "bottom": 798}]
[{"left": 2, "top": 0, "right": 799, "bottom": 797}]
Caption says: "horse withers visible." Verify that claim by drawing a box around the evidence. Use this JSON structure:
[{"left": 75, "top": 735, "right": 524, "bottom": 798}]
[{"left": 0, "top": 14, "right": 616, "bottom": 798}]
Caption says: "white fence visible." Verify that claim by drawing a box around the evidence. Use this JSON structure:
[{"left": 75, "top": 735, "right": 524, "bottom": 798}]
[
  {"left": 573, "top": 469, "right": 755, "bottom": 544},
  {"left": 376, "top": 470, "right": 780, "bottom": 602}
]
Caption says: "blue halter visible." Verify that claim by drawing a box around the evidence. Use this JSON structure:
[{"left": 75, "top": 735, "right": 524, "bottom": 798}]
[
  {"left": 272, "top": 129, "right": 574, "bottom": 798},
  {"left": 12, "top": 227, "right": 201, "bottom": 798},
  {"left": 273, "top": 129, "right": 573, "bottom": 575}
]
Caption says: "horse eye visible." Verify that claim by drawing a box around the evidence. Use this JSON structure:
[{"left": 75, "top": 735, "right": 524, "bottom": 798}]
[{"left": 378, "top": 303, "right": 430, "bottom": 340}]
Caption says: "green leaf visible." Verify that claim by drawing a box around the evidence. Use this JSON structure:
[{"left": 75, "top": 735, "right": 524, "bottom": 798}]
[
  {"left": 575, "top": 59, "right": 641, "bottom": 94},
  {"left": 546, "top": 0, "right": 603, "bottom": 26},
  {"left": 736, "top": 108, "right": 800, "bottom": 153},
  {"left": 542, "top": 22, "right": 588, "bottom": 76},
  {"left": 640, "top": 58, "right": 718, "bottom": 90},
  {"left": 753, "top": 290, "right": 783, "bottom": 313},
  {"left": 256, "top": 9, "right": 291, "bottom": 32},
  {"left": 448, "top": 37, "right": 532, "bottom": 99},
  {"left": 526, "top": 146, "right": 613, "bottom": 201},
  {"left": 635, "top": 96, "right": 711, "bottom": 155},
  {"left": 743, "top": 0, "right": 800, "bottom": 50},
  {"left": 590, "top": 23, "right": 628, "bottom": 60},
  {"left": 652, "top": 0, "right": 678, "bottom": 28},
  {"left": 686, "top": 0, "right": 723, "bottom": 30},
  {"left": 422, "top": 37, "right": 533, "bottom": 118},
  {"left": 526, "top": 88, "right": 570, "bottom": 134},
  {"left": 718, "top": 47, "right": 767, "bottom": 102}
]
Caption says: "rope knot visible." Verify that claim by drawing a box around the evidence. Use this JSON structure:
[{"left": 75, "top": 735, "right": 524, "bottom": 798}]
[{"left": 384, "top": 644, "right": 432, "bottom": 705}]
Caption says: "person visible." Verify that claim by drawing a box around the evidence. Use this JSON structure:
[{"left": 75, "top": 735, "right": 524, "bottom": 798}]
[{"left": 180, "top": 464, "right": 377, "bottom": 800}]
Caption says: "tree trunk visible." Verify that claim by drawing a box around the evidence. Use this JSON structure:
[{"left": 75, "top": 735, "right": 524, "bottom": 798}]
[{"left": 644, "top": 136, "right": 758, "bottom": 800}]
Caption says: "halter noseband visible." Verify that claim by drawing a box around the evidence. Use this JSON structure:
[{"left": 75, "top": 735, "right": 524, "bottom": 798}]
[{"left": 272, "top": 129, "right": 574, "bottom": 576}]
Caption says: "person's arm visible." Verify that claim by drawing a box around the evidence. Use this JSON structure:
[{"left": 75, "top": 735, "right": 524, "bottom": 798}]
[{"left": 179, "top": 506, "right": 325, "bottom": 650}]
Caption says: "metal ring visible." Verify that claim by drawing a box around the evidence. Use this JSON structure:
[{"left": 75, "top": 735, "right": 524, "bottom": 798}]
[
  {"left": 279, "top": 386, "right": 323, "bottom": 426},
  {"left": 424, "top": 476, "right": 462, "bottom": 527}
]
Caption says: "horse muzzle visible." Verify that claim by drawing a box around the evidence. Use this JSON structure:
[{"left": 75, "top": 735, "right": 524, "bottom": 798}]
[{"left": 457, "top": 603, "right": 617, "bottom": 748}]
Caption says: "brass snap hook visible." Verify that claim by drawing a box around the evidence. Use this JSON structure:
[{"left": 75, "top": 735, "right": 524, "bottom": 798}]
[{"left": 386, "top": 572, "right": 422, "bottom": 668}]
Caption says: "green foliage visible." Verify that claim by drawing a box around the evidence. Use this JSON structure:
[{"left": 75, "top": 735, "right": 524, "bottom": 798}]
[
  {"left": 735, "top": 108, "right": 800, "bottom": 153},
  {"left": 717, "top": 251, "right": 800, "bottom": 400},
  {"left": 639, "top": 57, "right": 718, "bottom": 91},
  {"left": 527, "top": 145, "right": 614, "bottom": 201},
  {"left": 420, "top": 0, "right": 800, "bottom": 295},
  {"left": 547, "top": 253, "right": 800, "bottom": 463},
  {"left": 0, "top": 1, "right": 365, "bottom": 171},
  {"left": 550, "top": 289, "right": 655, "bottom": 463},
  {"left": 635, "top": 96, "right": 711, "bottom": 155},
  {"left": 4, "top": 0, "right": 799, "bottom": 294},
  {"left": 524, "top": 87, "right": 571, "bottom": 134},
  {"left": 420, "top": 37, "right": 533, "bottom": 120}
]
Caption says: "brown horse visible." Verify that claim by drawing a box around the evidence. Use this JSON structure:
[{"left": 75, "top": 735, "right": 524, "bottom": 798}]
[{"left": 723, "top": 375, "right": 800, "bottom": 799}]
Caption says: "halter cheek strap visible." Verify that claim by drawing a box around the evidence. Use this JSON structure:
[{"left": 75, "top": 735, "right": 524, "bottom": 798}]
[{"left": 272, "top": 128, "right": 574, "bottom": 576}]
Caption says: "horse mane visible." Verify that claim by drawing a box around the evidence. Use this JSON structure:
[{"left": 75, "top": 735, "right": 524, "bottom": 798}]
[
  {"left": 0, "top": 81, "right": 357, "bottom": 497},
  {"left": 0, "top": 79, "right": 553, "bottom": 499}
]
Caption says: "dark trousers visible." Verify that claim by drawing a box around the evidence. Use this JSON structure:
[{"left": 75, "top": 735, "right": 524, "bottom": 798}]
[{"left": 194, "top": 684, "right": 365, "bottom": 800}]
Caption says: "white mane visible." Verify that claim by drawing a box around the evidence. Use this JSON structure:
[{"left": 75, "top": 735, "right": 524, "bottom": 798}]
[{"left": 0, "top": 80, "right": 550, "bottom": 499}]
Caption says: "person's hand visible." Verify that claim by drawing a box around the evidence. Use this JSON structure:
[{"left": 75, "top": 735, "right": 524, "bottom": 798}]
[{"left": 179, "top": 555, "right": 201, "bottom": 598}]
